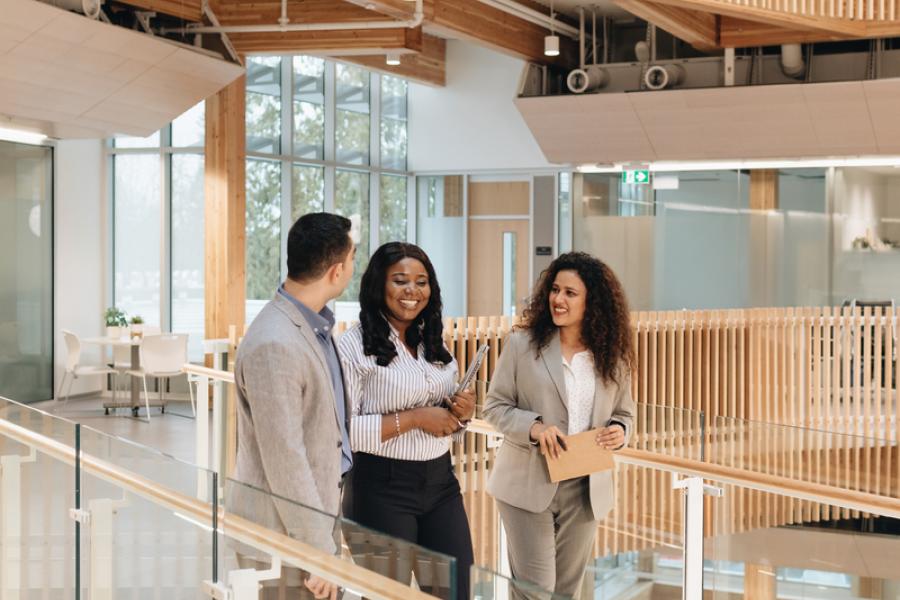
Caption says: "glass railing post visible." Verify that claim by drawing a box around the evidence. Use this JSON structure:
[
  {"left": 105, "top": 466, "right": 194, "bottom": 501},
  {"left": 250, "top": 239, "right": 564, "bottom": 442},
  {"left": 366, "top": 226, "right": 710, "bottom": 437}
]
[
  {"left": 75, "top": 423, "right": 81, "bottom": 600},
  {"left": 674, "top": 475, "right": 722, "bottom": 600}
]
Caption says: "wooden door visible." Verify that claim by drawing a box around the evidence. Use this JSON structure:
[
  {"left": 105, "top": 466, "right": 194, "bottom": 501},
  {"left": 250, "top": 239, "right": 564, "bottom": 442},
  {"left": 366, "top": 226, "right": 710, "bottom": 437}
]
[{"left": 466, "top": 181, "right": 530, "bottom": 317}]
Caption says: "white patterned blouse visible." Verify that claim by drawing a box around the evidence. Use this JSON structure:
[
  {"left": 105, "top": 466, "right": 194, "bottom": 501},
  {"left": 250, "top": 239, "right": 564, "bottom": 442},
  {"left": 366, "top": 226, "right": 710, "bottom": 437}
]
[{"left": 337, "top": 323, "right": 466, "bottom": 461}]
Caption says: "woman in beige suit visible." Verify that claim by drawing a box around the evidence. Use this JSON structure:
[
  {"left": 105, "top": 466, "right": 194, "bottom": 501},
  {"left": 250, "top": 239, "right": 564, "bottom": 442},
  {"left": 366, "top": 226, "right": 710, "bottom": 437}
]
[{"left": 483, "top": 252, "right": 636, "bottom": 598}]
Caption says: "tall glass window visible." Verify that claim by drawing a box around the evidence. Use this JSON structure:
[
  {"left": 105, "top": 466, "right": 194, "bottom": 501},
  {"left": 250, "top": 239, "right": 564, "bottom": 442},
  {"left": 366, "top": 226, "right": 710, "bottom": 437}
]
[
  {"left": 292, "top": 164, "right": 325, "bottom": 220},
  {"left": 171, "top": 154, "right": 205, "bottom": 360},
  {"left": 172, "top": 101, "right": 205, "bottom": 147},
  {"left": 111, "top": 104, "right": 206, "bottom": 360},
  {"left": 380, "top": 76, "right": 408, "bottom": 170},
  {"left": 380, "top": 174, "right": 407, "bottom": 243},
  {"left": 244, "top": 57, "right": 410, "bottom": 323},
  {"left": 335, "top": 170, "right": 370, "bottom": 302},
  {"left": 114, "top": 154, "right": 162, "bottom": 326},
  {"left": 246, "top": 159, "right": 282, "bottom": 324},
  {"left": 293, "top": 56, "right": 325, "bottom": 160},
  {"left": 246, "top": 57, "right": 282, "bottom": 154},
  {"left": 336, "top": 64, "right": 371, "bottom": 165},
  {"left": 0, "top": 140, "right": 53, "bottom": 402}
]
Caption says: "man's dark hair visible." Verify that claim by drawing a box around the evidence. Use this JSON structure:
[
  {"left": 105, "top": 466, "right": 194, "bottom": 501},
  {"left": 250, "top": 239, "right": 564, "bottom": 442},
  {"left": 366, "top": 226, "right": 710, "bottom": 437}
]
[{"left": 286, "top": 213, "right": 353, "bottom": 282}]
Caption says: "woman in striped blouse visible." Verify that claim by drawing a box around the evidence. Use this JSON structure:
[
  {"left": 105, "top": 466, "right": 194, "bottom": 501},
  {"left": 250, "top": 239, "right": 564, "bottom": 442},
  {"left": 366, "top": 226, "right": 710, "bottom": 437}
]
[{"left": 337, "top": 242, "right": 475, "bottom": 600}]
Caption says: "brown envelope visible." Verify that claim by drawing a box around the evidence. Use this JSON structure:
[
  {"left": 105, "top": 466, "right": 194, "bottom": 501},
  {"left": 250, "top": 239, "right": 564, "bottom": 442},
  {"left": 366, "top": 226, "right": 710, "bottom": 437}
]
[{"left": 544, "top": 428, "right": 616, "bottom": 482}]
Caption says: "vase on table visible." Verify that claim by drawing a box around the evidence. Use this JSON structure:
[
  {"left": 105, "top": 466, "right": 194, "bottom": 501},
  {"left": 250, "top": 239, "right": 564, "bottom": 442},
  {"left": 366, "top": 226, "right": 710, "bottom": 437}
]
[{"left": 106, "top": 326, "right": 120, "bottom": 339}]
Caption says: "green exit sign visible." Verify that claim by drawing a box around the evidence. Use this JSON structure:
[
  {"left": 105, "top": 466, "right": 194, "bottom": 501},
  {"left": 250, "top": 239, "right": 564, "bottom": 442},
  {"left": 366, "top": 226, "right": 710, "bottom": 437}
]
[{"left": 622, "top": 169, "right": 651, "bottom": 184}]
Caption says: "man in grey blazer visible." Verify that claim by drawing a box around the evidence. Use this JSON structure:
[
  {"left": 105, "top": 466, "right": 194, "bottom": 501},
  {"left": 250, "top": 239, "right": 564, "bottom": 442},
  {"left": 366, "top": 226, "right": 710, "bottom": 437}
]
[{"left": 231, "top": 212, "right": 356, "bottom": 600}]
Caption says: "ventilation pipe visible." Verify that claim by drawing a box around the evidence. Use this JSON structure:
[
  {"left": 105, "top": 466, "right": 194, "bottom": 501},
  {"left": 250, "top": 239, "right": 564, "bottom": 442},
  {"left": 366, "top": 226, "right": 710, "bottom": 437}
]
[
  {"left": 643, "top": 64, "right": 685, "bottom": 90},
  {"left": 566, "top": 6, "right": 608, "bottom": 94},
  {"left": 567, "top": 66, "right": 609, "bottom": 93},
  {"left": 42, "top": 0, "right": 101, "bottom": 18},
  {"left": 780, "top": 44, "right": 806, "bottom": 78}
]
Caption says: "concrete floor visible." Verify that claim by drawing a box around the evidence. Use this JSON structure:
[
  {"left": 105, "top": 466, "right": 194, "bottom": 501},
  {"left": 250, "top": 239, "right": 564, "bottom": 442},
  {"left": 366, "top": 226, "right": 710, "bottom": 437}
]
[{"left": 33, "top": 391, "right": 203, "bottom": 465}]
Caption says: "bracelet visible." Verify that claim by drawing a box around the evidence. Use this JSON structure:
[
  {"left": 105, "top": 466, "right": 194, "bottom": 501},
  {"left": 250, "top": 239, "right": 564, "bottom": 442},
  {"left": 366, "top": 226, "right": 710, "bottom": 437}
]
[{"left": 394, "top": 412, "right": 401, "bottom": 438}]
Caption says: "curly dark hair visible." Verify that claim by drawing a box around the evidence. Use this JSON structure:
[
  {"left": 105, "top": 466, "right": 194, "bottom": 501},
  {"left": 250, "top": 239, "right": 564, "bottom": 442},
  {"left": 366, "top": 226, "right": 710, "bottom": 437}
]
[
  {"left": 519, "top": 252, "right": 635, "bottom": 386},
  {"left": 359, "top": 242, "right": 452, "bottom": 367}
]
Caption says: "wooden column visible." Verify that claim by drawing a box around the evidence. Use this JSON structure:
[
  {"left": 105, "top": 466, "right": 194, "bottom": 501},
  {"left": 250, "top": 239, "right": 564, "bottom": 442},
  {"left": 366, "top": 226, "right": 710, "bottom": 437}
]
[
  {"left": 748, "top": 169, "right": 779, "bottom": 307},
  {"left": 744, "top": 563, "right": 776, "bottom": 600},
  {"left": 857, "top": 577, "right": 883, "bottom": 599},
  {"left": 206, "top": 75, "right": 246, "bottom": 479},
  {"left": 750, "top": 169, "right": 779, "bottom": 211},
  {"left": 205, "top": 74, "right": 246, "bottom": 343}
]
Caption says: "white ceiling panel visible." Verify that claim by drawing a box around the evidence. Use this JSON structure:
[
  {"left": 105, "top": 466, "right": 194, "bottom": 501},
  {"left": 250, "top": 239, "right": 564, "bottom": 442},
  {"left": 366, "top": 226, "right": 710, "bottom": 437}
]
[
  {"left": 863, "top": 79, "right": 900, "bottom": 154},
  {"left": 0, "top": 0, "right": 55, "bottom": 34},
  {"left": 517, "top": 77, "right": 900, "bottom": 164},
  {"left": 0, "top": 0, "right": 244, "bottom": 139},
  {"left": 802, "top": 82, "right": 877, "bottom": 154}
]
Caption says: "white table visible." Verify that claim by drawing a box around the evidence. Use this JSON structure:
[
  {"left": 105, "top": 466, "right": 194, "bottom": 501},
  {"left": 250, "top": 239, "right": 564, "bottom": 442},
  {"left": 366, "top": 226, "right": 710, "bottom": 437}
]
[{"left": 80, "top": 336, "right": 165, "bottom": 416}]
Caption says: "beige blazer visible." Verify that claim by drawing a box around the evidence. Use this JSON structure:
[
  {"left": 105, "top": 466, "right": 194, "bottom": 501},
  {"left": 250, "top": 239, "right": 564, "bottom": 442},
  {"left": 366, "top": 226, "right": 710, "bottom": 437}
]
[
  {"left": 483, "top": 330, "right": 635, "bottom": 520},
  {"left": 230, "top": 293, "right": 350, "bottom": 553}
]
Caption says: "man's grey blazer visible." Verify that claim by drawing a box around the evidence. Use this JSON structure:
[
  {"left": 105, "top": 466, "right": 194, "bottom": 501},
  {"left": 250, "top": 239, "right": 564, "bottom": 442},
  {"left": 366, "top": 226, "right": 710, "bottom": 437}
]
[
  {"left": 230, "top": 292, "right": 350, "bottom": 553},
  {"left": 483, "top": 330, "right": 635, "bottom": 520}
]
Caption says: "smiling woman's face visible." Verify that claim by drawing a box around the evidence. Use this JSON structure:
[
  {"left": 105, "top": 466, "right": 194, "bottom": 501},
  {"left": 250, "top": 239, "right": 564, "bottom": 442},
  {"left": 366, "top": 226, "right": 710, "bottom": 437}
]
[{"left": 384, "top": 257, "right": 431, "bottom": 325}]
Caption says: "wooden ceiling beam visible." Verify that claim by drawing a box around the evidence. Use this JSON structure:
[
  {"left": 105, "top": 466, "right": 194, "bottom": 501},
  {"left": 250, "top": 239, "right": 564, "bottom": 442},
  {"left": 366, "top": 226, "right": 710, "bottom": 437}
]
[
  {"left": 428, "top": 0, "right": 578, "bottom": 67},
  {"left": 613, "top": 0, "right": 718, "bottom": 52},
  {"left": 346, "top": 0, "right": 577, "bottom": 66},
  {"left": 341, "top": 0, "right": 425, "bottom": 20},
  {"left": 211, "top": 0, "right": 396, "bottom": 25},
  {"left": 719, "top": 17, "right": 850, "bottom": 47},
  {"left": 637, "top": 0, "right": 865, "bottom": 37},
  {"left": 229, "top": 26, "right": 424, "bottom": 56},
  {"left": 341, "top": 33, "right": 446, "bottom": 86},
  {"left": 115, "top": 0, "right": 203, "bottom": 21}
]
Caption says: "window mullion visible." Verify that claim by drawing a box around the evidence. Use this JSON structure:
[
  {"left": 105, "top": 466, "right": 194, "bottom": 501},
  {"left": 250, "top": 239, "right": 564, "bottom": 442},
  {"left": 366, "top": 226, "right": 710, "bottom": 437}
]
[
  {"left": 161, "top": 147, "right": 172, "bottom": 333},
  {"left": 370, "top": 72, "right": 381, "bottom": 250},
  {"left": 281, "top": 55, "right": 293, "bottom": 281},
  {"left": 324, "top": 61, "right": 336, "bottom": 212}
]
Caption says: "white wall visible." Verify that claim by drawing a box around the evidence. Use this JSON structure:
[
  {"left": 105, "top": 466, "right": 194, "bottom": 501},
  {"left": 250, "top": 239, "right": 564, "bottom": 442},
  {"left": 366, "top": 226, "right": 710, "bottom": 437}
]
[
  {"left": 55, "top": 139, "right": 107, "bottom": 397},
  {"left": 408, "top": 41, "right": 556, "bottom": 172}
]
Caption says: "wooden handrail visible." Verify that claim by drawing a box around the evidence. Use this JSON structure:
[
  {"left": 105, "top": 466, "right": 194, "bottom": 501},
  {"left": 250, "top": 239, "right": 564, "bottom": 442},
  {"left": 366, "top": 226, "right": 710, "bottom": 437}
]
[
  {"left": 468, "top": 419, "right": 900, "bottom": 520},
  {"left": 184, "top": 363, "right": 235, "bottom": 383},
  {"left": 177, "top": 366, "right": 900, "bottom": 519},
  {"left": 0, "top": 415, "right": 437, "bottom": 600}
]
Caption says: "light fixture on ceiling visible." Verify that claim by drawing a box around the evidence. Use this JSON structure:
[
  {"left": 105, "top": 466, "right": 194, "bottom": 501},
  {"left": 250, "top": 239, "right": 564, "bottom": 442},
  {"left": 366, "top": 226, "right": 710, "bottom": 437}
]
[
  {"left": 0, "top": 125, "right": 48, "bottom": 145},
  {"left": 386, "top": 52, "right": 401, "bottom": 66},
  {"left": 544, "top": 0, "right": 559, "bottom": 57}
]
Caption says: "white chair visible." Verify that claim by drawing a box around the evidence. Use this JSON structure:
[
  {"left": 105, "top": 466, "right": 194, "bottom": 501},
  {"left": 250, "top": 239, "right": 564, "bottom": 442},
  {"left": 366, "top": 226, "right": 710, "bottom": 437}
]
[
  {"left": 126, "top": 333, "right": 194, "bottom": 422},
  {"left": 58, "top": 330, "right": 120, "bottom": 406},
  {"left": 111, "top": 325, "right": 161, "bottom": 393}
]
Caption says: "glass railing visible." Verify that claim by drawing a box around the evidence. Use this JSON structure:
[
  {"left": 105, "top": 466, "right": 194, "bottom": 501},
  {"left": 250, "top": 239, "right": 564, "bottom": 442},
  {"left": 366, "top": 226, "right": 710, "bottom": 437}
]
[
  {"left": 0, "top": 397, "right": 78, "bottom": 599},
  {"left": 709, "top": 414, "right": 897, "bottom": 498},
  {"left": 222, "top": 477, "right": 458, "bottom": 599},
  {"left": 77, "top": 423, "right": 216, "bottom": 598},
  {"left": 0, "top": 395, "right": 471, "bottom": 599},
  {"left": 706, "top": 478, "right": 900, "bottom": 598}
]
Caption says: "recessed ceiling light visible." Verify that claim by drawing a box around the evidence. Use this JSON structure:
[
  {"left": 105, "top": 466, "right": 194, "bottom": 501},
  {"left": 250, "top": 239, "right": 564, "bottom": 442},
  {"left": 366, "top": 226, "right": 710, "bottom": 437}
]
[
  {"left": 0, "top": 126, "right": 47, "bottom": 145},
  {"left": 386, "top": 52, "right": 401, "bottom": 66}
]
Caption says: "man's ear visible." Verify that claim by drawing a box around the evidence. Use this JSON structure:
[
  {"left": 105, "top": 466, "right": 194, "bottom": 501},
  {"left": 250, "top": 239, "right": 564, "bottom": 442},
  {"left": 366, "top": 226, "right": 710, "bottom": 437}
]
[{"left": 328, "top": 261, "right": 344, "bottom": 284}]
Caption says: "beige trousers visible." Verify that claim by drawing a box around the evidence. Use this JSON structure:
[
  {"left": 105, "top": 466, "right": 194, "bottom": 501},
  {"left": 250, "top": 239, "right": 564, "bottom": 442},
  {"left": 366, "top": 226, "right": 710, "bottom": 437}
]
[{"left": 496, "top": 477, "right": 597, "bottom": 600}]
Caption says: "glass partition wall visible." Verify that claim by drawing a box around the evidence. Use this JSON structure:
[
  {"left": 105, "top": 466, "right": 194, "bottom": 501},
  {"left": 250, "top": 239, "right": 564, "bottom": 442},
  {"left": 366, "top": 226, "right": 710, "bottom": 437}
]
[
  {"left": 0, "top": 140, "right": 53, "bottom": 403},
  {"left": 565, "top": 166, "right": 900, "bottom": 311}
]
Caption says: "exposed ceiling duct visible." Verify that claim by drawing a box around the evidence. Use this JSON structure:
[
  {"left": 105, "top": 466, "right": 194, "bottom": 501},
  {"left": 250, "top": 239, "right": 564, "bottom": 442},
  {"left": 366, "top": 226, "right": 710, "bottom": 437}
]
[
  {"left": 780, "top": 43, "right": 806, "bottom": 79},
  {"left": 41, "top": 0, "right": 100, "bottom": 19}
]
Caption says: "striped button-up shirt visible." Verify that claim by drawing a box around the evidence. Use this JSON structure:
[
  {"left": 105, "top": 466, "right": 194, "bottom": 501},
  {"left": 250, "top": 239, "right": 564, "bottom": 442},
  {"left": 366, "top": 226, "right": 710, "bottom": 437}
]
[{"left": 337, "top": 323, "right": 465, "bottom": 461}]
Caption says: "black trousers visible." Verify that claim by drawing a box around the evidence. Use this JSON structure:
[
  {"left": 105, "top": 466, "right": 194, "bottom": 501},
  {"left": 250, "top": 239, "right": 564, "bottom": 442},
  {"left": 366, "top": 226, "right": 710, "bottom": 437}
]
[{"left": 342, "top": 451, "right": 474, "bottom": 600}]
